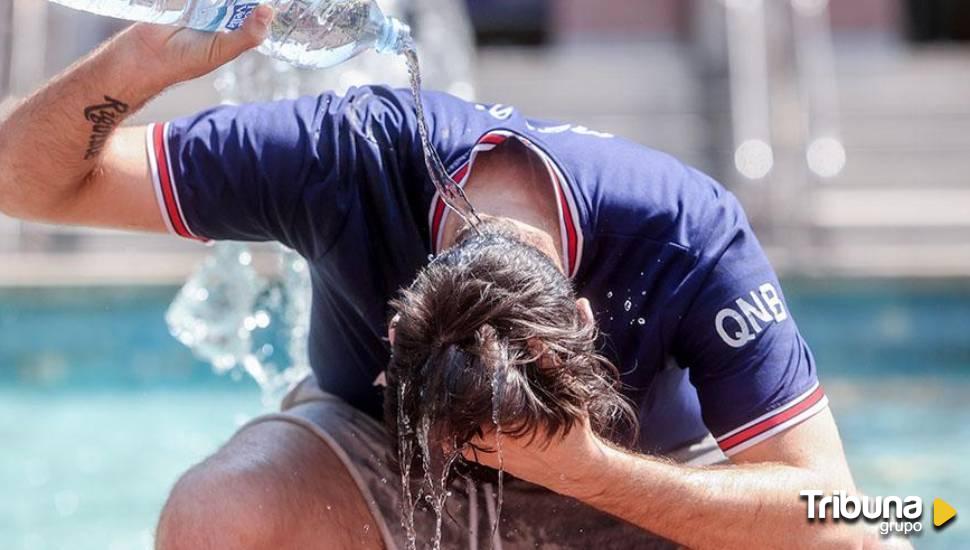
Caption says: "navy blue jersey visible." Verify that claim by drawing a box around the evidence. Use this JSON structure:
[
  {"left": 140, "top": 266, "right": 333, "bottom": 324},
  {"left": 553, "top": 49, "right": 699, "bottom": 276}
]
[{"left": 147, "top": 86, "right": 827, "bottom": 456}]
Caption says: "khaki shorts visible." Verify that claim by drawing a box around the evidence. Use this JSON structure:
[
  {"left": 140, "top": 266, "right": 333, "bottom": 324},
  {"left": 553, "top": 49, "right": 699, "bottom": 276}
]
[{"left": 242, "top": 376, "right": 724, "bottom": 549}]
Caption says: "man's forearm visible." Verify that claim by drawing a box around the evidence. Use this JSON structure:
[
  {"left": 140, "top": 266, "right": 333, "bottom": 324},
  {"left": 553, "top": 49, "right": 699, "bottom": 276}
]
[
  {"left": 0, "top": 28, "right": 162, "bottom": 220},
  {"left": 553, "top": 445, "right": 866, "bottom": 550}
]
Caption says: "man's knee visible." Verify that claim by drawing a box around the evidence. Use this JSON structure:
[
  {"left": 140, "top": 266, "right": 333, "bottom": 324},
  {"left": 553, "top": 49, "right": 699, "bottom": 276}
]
[
  {"left": 156, "top": 454, "right": 285, "bottom": 550},
  {"left": 155, "top": 420, "right": 384, "bottom": 550}
]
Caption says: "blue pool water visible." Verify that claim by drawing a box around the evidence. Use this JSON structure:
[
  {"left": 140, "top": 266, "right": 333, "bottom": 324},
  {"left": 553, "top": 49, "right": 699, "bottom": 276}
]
[{"left": 1, "top": 282, "right": 968, "bottom": 549}]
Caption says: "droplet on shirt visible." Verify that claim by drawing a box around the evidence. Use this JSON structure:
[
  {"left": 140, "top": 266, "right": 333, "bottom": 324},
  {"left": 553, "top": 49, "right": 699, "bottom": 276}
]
[
  {"left": 637, "top": 318, "right": 646, "bottom": 325},
  {"left": 606, "top": 291, "right": 613, "bottom": 299},
  {"left": 623, "top": 300, "right": 632, "bottom": 311}
]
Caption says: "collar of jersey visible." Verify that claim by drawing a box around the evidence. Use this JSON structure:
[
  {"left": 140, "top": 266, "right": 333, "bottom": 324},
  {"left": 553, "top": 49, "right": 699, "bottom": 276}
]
[{"left": 427, "top": 129, "right": 584, "bottom": 279}]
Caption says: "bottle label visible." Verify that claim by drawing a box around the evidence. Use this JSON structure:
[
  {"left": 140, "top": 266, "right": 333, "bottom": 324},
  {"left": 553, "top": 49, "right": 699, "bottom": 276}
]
[
  {"left": 225, "top": 2, "right": 259, "bottom": 30},
  {"left": 193, "top": 1, "right": 260, "bottom": 32}
]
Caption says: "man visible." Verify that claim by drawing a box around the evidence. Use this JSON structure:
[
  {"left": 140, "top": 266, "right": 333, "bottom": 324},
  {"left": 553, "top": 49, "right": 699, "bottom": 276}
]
[{"left": 0, "top": 8, "right": 873, "bottom": 549}]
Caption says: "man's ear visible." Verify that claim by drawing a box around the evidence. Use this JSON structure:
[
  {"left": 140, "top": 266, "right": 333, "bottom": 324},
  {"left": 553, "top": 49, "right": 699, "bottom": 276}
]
[
  {"left": 576, "top": 297, "right": 594, "bottom": 328},
  {"left": 388, "top": 313, "right": 400, "bottom": 346}
]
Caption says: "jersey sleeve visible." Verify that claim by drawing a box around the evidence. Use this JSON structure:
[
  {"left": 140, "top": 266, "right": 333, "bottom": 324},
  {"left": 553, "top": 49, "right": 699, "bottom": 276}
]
[
  {"left": 673, "top": 184, "right": 827, "bottom": 457},
  {"left": 145, "top": 87, "right": 413, "bottom": 258}
]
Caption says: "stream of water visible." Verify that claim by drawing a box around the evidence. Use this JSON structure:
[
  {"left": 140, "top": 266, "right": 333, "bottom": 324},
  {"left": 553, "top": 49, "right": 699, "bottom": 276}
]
[{"left": 404, "top": 45, "right": 482, "bottom": 233}]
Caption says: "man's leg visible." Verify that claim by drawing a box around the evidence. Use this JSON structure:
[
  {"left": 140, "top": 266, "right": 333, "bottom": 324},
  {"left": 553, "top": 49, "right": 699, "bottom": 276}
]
[{"left": 155, "top": 419, "right": 385, "bottom": 550}]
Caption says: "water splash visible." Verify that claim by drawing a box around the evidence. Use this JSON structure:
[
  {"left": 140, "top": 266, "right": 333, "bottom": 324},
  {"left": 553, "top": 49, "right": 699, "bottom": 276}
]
[
  {"left": 166, "top": 244, "right": 312, "bottom": 406},
  {"left": 489, "top": 367, "right": 505, "bottom": 548},
  {"left": 403, "top": 45, "right": 482, "bottom": 232},
  {"left": 397, "top": 382, "right": 418, "bottom": 550},
  {"left": 416, "top": 414, "right": 461, "bottom": 550},
  {"left": 417, "top": 415, "right": 439, "bottom": 547}
]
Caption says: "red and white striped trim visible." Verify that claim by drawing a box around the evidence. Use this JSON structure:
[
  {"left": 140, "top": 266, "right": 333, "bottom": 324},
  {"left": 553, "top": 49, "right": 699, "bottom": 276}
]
[
  {"left": 146, "top": 123, "right": 208, "bottom": 243},
  {"left": 427, "top": 130, "right": 583, "bottom": 278},
  {"left": 716, "top": 382, "right": 829, "bottom": 457}
]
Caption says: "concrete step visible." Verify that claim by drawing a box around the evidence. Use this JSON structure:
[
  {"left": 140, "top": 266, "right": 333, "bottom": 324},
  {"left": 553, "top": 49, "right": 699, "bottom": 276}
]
[
  {"left": 841, "top": 113, "right": 970, "bottom": 150},
  {"left": 781, "top": 242, "right": 970, "bottom": 278},
  {"left": 809, "top": 188, "right": 970, "bottom": 229},
  {"left": 476, "top": 43, "right": 701, "bottom": 116},
  {"left": 830, "top": 147, "right": 970, "bottom": 188},
  {"left": 836, "top": 46, "right": 970, "bottom": 115}
]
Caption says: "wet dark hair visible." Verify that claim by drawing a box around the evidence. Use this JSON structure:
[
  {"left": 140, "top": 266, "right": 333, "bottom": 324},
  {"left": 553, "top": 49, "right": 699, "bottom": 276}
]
[{"left": 385, "top": 219, "right": 637, "bottom": 474}]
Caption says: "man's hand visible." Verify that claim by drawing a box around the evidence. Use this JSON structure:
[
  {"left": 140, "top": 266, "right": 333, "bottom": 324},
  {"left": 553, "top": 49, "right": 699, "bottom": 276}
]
[
  {"left": 463, "top": 410, "right": 878, "bottom": 550},
  {"left": 127, "top": 5, "right": 274, "bottom": 87},
  {"left": 463, "top": 418, "right": 613, "bottom": 500}
]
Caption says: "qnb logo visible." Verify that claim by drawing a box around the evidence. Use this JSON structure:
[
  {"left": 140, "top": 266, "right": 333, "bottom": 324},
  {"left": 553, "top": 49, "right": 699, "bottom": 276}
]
[{"left": 715, "top": 283, "right": 789, "bottom": 348}]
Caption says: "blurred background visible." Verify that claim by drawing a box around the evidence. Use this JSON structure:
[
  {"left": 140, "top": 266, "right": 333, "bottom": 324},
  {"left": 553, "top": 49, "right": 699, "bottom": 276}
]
[{"left": 1, "top": 0, "right": 969, "bottom": 548}]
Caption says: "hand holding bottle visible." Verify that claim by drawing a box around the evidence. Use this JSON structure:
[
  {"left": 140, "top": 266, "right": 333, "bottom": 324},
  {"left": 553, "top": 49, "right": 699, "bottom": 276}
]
[{"left": 126, "top": 4, "right": 274, "bottom": 87}]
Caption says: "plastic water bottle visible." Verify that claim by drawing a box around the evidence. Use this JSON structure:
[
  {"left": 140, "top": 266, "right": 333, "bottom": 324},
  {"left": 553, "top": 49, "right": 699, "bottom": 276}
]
[{"left": 49, "top": 0, "right": 412, "bottom": 69}]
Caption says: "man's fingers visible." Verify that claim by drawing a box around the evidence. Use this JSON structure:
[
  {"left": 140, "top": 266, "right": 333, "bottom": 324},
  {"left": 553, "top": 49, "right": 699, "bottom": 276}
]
[{"left": 212, "top": 5, "right": 273, "bottom": 62}]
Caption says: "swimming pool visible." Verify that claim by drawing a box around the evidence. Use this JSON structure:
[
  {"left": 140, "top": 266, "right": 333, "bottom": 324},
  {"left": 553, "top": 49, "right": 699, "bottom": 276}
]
[{"left": 1, "top": 282, "right": 968, "bottom": 549}]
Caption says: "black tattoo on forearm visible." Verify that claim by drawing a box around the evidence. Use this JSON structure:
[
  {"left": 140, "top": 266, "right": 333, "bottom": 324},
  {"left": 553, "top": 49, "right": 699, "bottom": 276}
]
[{"left": 83, "top": 96, "right": 129, "bottom": 160}]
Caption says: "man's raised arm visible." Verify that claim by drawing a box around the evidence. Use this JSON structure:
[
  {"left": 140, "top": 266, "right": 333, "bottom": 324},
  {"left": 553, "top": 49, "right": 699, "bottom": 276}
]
[{"left": 0, "top": 7, "right": 272, "bottom": 231}]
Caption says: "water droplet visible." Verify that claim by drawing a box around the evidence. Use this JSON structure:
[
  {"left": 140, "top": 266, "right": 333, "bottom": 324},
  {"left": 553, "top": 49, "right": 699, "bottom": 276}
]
[
  {"left": 363, "top": 524, "right": 370, "bottom": 533},
  {"left": 326, "top": 505, "right": 332, "bottom": 511},
  {"left": 381, "top": 477, "right": 387, "bottom": 484},
  {"left": 253, "top": 310, "right": 271, "bottom": 329},
  {"left": 606, "top": 291, "right": 613, "bottom": 299},
  {"left": 641, "top": 290, "right": 646, "bottom": 296},
  {"left": 637, "top": 318, "right": 646, "bottom": 325},
  {"left": 623, "top": 300, "right": 632, "bottom": 311},
  {"left": 427, "top": 254, "right": 435, "bottom": 261},
  {"left": 242, "top": 316, "right": 258, "bottom": 331}
]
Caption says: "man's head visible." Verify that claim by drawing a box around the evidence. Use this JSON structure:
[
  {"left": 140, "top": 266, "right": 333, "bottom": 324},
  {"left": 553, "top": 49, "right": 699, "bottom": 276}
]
[{"left": 385, "top": 217, "right": 636, "bottom": 465}]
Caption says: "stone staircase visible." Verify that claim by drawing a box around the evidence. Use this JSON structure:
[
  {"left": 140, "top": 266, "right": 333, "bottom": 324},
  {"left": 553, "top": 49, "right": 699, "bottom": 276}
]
[{"left": 805, "top": 44, "right": 970, "bottom": 277}]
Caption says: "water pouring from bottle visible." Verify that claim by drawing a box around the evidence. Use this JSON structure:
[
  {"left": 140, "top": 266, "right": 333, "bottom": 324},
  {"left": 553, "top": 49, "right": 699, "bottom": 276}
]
[{"left": 403, "top": 44, "right": 483, "bottom": 232}]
